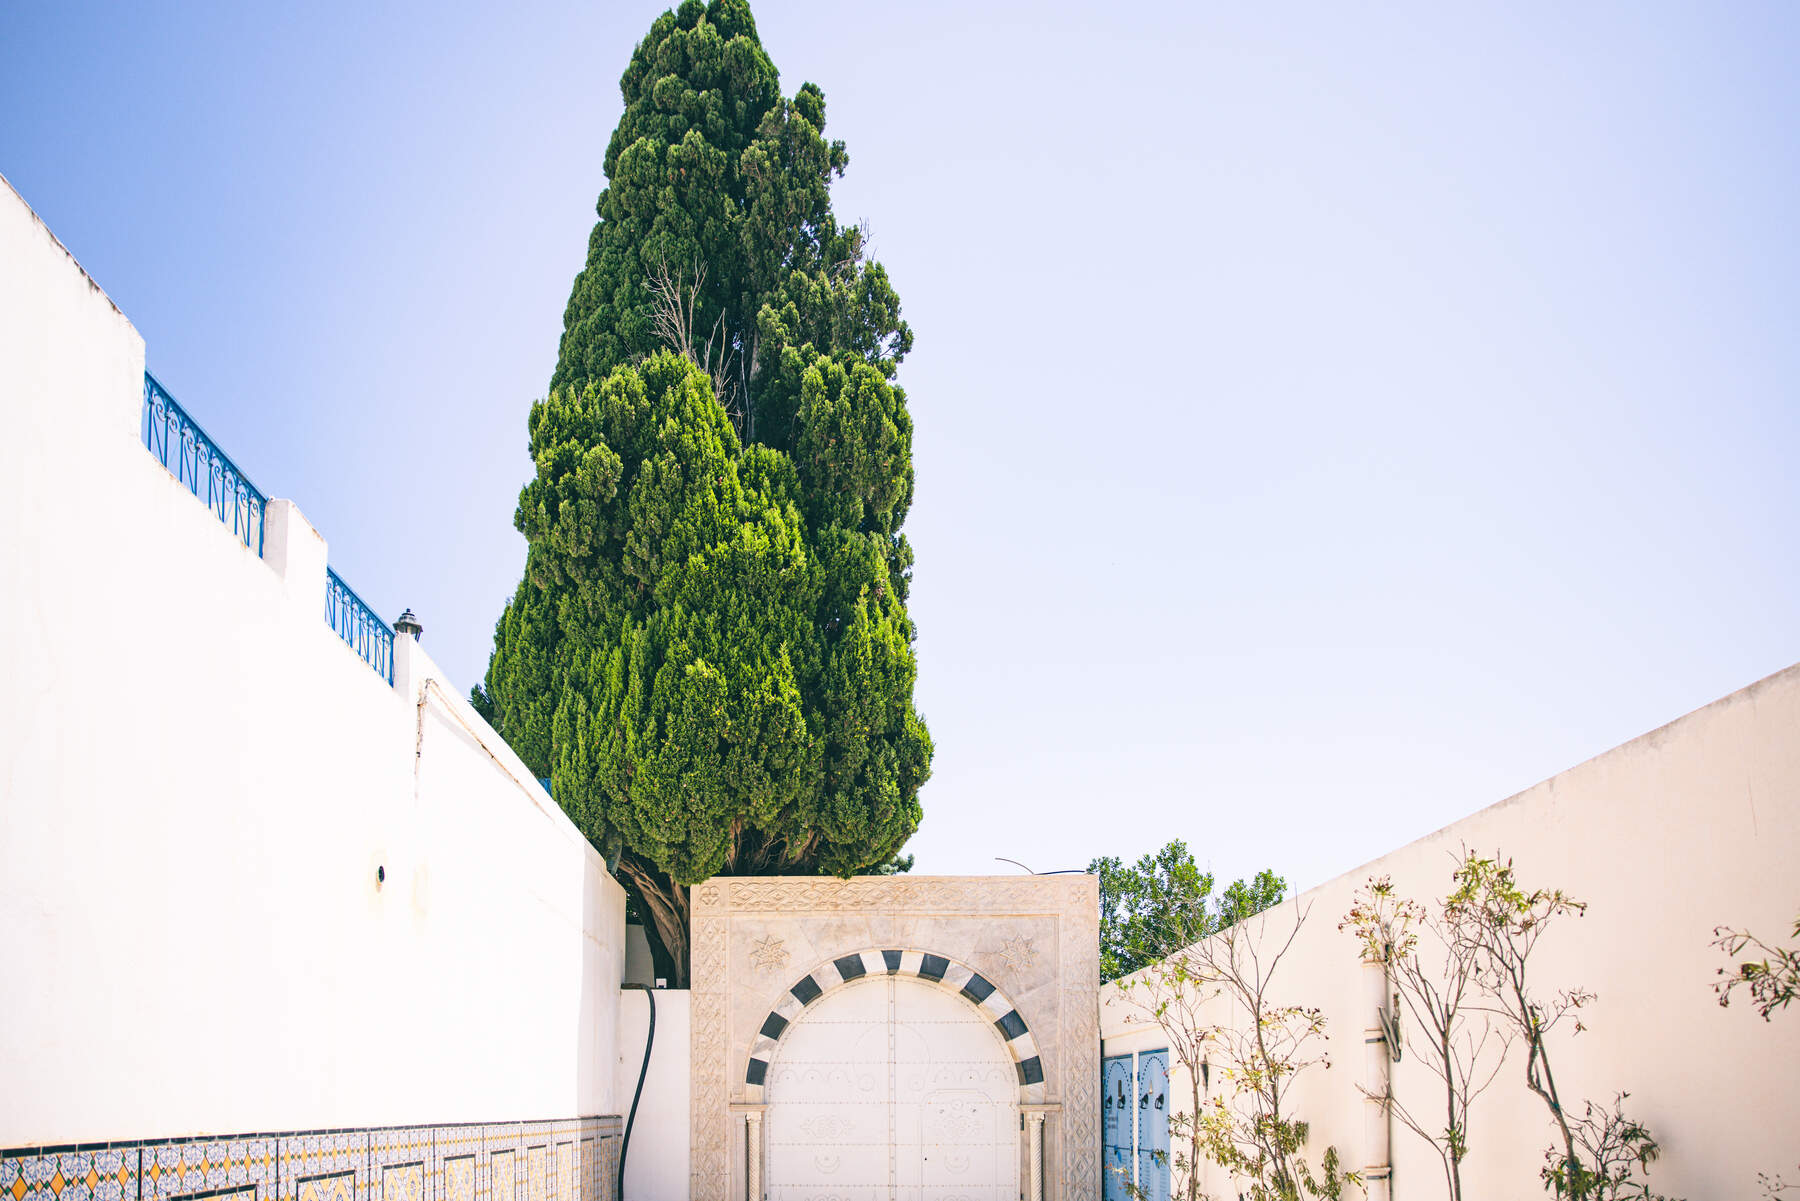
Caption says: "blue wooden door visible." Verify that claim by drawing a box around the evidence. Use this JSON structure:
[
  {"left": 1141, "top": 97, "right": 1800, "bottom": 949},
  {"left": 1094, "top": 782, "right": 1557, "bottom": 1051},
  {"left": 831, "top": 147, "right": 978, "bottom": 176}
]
[
  {"left": 1101, "top": 1053, "right": 1134, "bottom": 1201},
  {"left": 1136, "top": 1050, "right": 1170, "bottom": 1201}
]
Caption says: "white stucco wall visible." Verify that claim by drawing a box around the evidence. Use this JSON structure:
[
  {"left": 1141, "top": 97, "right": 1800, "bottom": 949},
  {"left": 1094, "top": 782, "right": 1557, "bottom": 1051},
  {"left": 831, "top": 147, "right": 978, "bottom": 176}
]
[
  {"left": 0, "top": 176, "right": 627, "bottom": 1147},
  {"left": 1101, "top": 663, "right": 1800, "bottom": 1198},
  {"left": 615, "top": 989, "right": 691, "bottom": 1201}
]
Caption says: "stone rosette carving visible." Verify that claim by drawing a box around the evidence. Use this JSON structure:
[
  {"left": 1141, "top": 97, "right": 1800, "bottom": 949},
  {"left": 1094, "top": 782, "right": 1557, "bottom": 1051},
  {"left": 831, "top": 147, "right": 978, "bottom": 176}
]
[
  {"left": 747, "top": 934, "right": 790, "bottom": 973},
  {"left": 994, "top": 932, "right": 1040, "bottom": 971}
]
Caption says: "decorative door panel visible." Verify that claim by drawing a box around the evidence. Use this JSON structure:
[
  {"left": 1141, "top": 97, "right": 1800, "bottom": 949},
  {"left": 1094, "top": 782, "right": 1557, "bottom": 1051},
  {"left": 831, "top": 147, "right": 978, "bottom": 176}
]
[
  {"left": 1135, "top": 1050, "right": 1170, "bottom": 1201},
  {"left": 894, "top": 980, "right": 1016, "bottom": 1201},
  {"left": 767, "top": 974, "right": 1019, "bottom": 1201},
  {"left": 1101, "top": 1053, "right": 1134, "bottom": 1201},
  {"left": 767, "top": 981, "right": 891, "bottom": 1196}
]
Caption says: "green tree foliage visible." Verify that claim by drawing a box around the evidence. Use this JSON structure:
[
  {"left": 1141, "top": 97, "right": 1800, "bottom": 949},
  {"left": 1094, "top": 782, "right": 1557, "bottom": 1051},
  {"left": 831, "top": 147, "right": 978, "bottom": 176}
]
[
  {"left": 474, "top": 0, "right": 927, "bottom": 984},
  {"left": 1089, "top": 839, "right": 1286, "bottom": 982}
]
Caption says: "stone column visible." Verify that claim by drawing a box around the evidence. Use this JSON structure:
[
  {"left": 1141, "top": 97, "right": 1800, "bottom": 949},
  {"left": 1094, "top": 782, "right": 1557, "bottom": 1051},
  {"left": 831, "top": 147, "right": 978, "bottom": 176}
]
[
  {"left": 745, "top": 1109, "right": 763, "bottom": 1201},
  {"left": 1027, "top": 1110, "right": 1046, "bottom": 1201},
  {"left": 1021, "top": 1104, "right": 1058, "bottom": 1201}
]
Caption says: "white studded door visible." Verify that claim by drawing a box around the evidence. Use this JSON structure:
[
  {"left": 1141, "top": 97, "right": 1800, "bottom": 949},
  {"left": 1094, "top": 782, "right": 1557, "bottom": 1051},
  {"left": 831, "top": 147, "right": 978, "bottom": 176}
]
[{"left": 765, "top": 974, "right": 1020, "bottom": 1201}]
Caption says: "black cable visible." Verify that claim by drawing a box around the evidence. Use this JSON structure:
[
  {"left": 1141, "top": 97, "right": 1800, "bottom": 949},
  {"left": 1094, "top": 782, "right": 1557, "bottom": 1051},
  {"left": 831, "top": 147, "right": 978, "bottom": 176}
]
[{"left": 618, "top": 983, "right": 655, "bottom": 1200}]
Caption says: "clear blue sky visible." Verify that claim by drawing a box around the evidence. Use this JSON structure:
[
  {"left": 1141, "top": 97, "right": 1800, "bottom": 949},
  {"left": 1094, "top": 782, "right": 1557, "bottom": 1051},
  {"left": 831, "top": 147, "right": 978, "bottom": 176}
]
[{"left": 6, "top": 2, "right": 1796, "bottom": 892}]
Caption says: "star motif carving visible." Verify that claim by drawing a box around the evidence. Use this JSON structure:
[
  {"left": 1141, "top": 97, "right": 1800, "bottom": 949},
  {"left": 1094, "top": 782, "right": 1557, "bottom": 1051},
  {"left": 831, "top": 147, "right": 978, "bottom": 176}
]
[
  {"left": 997, "top": 933, "right": 1039, "bottom": 972},
  {"left": 749, "top": 934, "right": 790, "bottom": 973}
]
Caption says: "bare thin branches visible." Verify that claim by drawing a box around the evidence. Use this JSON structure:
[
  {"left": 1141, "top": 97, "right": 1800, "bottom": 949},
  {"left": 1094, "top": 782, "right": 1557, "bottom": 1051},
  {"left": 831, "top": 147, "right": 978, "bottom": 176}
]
[
  {"left": 1114, "top": 902, "right": 1353, "bottom": 1201},
  {"left": 1342, "top": 875, "right": 1515, "bottom": 1201},
  {"left": 643, "top": 252, "right": 744, "bottom": 433}
]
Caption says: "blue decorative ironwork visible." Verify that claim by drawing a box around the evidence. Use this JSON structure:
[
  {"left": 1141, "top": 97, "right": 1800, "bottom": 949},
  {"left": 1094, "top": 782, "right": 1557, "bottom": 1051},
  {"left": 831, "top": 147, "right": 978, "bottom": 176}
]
[
  {"left": 325, "top": 568, "right": 394, "bottom": 683},
  {"left": 141, "top": 372, "right": 266, "bottom": 554}
]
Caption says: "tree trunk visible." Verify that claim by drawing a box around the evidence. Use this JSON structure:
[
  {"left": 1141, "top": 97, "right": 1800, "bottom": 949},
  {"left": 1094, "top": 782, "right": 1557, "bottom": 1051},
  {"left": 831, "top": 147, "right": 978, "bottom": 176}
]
[
  {"left": 616, "top": 856, "right": 691, "bottom": 988},
  {"left": 1188, "top": 1070, "right": 1204, "bottom": 1201},
  {"left": 1534, "top": 1038, "right": 1578, "bottom": 1173},
  {"left": 1442, "top": 1025, "right": 1462, "bottom": 1201}
]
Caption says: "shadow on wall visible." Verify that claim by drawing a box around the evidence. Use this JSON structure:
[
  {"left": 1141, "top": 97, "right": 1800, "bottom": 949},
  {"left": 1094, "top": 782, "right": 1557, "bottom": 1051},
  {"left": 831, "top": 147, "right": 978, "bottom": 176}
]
[{"left": 578, "top": 854, "right": 606, "bottom": 1117}]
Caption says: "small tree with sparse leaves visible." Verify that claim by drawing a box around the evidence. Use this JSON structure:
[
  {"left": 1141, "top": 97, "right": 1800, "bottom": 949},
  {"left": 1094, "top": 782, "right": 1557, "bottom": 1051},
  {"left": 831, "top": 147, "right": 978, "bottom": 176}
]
[
  {"left": 1446, "top": 853, "right": 1676, "bottom": 1201},
  {"left": 1113, "top": 902, "right": 1354, "bottom": 1201},
  {"left": 1713, "top": 906, "right": 1799, "bottom": 1196},
  {"left": 1341, "top": 874, "right": 1513, "bottom": 1201},
  {"left": 1759, "top": 1171, "right": 1797, "bottom": 1201},
  {"left": 1712, "top": 911, "right": 1800, "bottom": 1022}
]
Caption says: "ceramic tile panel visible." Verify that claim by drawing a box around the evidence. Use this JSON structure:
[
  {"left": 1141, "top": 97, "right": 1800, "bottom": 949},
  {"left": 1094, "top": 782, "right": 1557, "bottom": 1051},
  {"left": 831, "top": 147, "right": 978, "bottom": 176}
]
[
  {"left": 481, "top": 1127, "right": 519, "bottom": 1169},
  {"left": 295, "top": 1171, "right": 354, "bottom": 1201},
  {"left": 278, "top": 1129, "right": 366, "bottom": 1201},
  {"left": 551, "top": 1145, "right": 570, "bottom": 1201},
  {"left": 376, "top": 1161, "right": 423, "bottom": 1201},
  {"left": 429, "top": 1125, "right": 480, "bottom": 1201},
  {"left": 366, "top": 1129, "right": 429, "bottom": 1177},
  {"left": 0, "top": 1146, "right": 139, "bottom": 1201},
  {"left": 437, "top": 1156, "right": 471, "bottom": 1201},
  {"left": 590, "top": 1139, "right": 618, "bottom": 1201},
  {"left": 145, "top": 1136, "right": 278, "bottom": 1201},
  {"left": 3, "top": 1118, "right": 616, "bottom": 1201},
  {"left": 485, "top": 1152, "right": 514, "bottom": 1201},
  {"left": 364, "top": 1128, "right": 425, "bottom": 1201}
]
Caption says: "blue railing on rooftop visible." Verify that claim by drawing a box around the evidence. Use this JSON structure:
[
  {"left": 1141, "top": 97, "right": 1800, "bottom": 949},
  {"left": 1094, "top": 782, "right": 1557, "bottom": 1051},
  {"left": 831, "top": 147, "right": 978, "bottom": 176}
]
[
  {"left": 325, "top": 568, "right": 395, "bottom": 683},
  {"left": 142, "top": 371, "right": 266, "bottom": 554},
  {"left": 141, "top": 369, "right": 397, "bottom": 684}
]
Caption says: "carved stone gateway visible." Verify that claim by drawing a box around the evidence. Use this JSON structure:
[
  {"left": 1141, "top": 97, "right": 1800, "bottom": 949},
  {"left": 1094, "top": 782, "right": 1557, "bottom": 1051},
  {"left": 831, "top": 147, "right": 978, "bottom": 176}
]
[{"left": 689, "top": 875, "right": 1101, "bottom": 1201}]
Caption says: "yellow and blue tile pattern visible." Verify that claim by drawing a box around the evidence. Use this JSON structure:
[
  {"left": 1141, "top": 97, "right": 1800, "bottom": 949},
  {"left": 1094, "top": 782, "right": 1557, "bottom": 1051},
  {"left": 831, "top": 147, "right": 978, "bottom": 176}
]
[{"left": 0, "top": 1119, "right": 621, "bottom": 1201}]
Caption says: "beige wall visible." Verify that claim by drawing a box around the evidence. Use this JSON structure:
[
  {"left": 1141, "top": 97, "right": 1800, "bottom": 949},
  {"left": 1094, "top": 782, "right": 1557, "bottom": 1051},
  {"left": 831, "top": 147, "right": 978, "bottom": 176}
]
[
  {"left": 0, "top": 175, "right": 627, "bottom": 1146},
  {"left": 1101, "top": 662, "right": 1800, "bottom": 1198}
]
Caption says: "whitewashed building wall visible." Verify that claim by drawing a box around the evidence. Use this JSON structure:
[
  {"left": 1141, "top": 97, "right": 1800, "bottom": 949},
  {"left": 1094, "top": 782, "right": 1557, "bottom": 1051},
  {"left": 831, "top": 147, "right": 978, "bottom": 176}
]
[{"left": 0, "top": 175, "right": 630, "bottom": 1172}]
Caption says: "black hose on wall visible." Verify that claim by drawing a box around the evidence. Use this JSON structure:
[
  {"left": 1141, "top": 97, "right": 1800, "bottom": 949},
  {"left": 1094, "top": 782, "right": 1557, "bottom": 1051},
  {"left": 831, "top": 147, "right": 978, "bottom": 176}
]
[{"left": 618, "top": 984, "right": 655, "bottom": 1201}]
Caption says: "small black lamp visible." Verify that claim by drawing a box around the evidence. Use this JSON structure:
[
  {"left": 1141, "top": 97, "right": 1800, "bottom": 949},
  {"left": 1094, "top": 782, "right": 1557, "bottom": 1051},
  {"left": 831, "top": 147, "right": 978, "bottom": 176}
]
[{"left": 394, "top": 608, "right": 423, "bottom": 641}]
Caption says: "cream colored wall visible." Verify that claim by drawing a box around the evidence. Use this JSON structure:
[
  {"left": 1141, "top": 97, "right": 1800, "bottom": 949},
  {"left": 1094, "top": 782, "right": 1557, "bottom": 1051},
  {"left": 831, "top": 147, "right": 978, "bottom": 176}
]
[
  {"left": 1101, "top": 663, "right": 1800, "bottom": 1198},
  {"left": 0, "top": 176, "right": 627, "bottom": 1147}
]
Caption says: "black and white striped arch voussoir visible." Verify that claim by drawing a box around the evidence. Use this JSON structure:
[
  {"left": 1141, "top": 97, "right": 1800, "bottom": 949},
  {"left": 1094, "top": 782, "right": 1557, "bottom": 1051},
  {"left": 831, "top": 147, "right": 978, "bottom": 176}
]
[{"left": 742, "top": 947, "right": 1045, "bottom": 1102}]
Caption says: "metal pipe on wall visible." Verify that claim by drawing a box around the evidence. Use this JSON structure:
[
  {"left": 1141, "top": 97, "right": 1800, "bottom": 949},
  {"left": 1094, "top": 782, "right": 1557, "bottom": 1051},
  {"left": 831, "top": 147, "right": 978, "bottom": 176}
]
[
  {"left": 618, "top": 984, "right": 656, "bottom": 1200},
  {"left": 1362, "top": 952, "right": 1394, "bottom": 1201}
]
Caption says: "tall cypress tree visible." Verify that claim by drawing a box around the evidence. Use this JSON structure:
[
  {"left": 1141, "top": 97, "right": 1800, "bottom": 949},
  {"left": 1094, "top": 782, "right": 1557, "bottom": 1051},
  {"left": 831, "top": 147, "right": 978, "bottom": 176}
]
[{"left": 475, "top": 0, "right": 928, "bottom": 984}]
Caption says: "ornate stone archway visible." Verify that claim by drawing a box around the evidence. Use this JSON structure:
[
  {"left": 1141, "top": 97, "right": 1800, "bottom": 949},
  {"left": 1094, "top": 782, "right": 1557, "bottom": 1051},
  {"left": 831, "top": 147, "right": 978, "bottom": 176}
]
[
  {"left": 743, "top": 946, "right": 1045, "bottom": 1103},
  {"left": 688, "top": 874, "right": 1100, "bottom": 1201}
]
